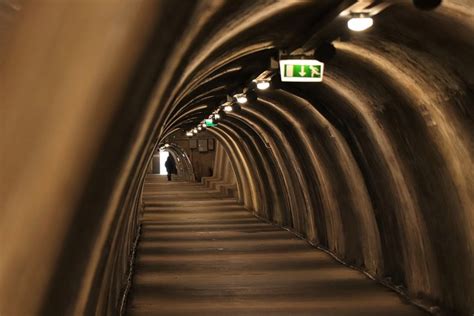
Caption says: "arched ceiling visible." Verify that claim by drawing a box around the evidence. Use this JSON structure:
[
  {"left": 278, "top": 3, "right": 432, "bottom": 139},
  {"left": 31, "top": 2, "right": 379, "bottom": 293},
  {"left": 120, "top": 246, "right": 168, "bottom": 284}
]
[
  {"left": 1, "top": 1, "right": 473, "bottom": 315},
  {"left": 146, "top": 1, "right": 473, "bottom": 314}
]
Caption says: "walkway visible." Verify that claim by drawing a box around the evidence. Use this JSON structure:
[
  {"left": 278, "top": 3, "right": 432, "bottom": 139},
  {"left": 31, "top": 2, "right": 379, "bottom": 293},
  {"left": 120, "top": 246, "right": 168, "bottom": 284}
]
[{"left": 126, "top": 175, "right": 426, "bottom": 315}]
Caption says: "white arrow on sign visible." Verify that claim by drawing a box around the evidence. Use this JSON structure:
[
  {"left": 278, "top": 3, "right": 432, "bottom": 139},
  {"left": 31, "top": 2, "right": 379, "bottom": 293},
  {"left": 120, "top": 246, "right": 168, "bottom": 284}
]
[{"left": 299, "top": 66, "right": 306, "bottom": 77}]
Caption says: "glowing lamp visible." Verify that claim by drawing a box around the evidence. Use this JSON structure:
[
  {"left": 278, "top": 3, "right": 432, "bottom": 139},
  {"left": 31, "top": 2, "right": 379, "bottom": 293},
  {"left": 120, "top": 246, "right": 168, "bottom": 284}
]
[
  {"left": 234, "top": 93, "right": 248, "bottom": 104},
  {"left": 255, "top": 79, "right": 270, "bottom": 90},
  {"left": 347, "top": 14, "right": 373, "bottom": 32}
]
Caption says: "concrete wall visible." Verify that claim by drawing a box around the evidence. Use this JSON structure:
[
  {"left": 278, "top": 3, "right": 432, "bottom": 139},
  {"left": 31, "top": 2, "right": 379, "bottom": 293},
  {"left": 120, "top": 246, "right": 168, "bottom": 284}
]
[{"left": 0, "top": 1, "right": 160, "bottom": 315}]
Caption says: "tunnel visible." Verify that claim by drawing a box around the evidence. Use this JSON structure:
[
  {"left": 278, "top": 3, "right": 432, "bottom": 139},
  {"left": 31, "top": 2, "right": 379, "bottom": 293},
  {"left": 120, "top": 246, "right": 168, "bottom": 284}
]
[{"left": 1, "top": 0, "right": 473, "bottom": 315}]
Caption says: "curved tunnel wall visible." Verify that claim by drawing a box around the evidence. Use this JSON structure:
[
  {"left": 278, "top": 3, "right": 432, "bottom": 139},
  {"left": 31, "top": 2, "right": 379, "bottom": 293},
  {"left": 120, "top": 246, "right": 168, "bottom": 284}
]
[
  {"left": 159, "top": 1, "right": 473, "bottom": 313},
  {"left": 0, "top": 1, "right": 472, "bottom": 315},
  {"left": 202, "top": 142, "right": 238, "bottom": 197}
]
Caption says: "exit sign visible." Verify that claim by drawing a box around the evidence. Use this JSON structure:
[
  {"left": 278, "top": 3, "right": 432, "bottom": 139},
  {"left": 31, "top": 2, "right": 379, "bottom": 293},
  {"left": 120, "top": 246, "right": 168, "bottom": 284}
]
[
  {"left": 205, "top": 119, "right": 217, "bottom": 127},
  {"left": 279, "top": 59, "right": 324, "bottom": 82}
]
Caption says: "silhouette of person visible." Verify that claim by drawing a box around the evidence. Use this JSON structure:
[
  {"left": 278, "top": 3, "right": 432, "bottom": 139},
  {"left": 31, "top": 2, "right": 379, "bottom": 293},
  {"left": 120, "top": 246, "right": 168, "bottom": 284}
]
[{"left": 164, "top": 156, "right": 175, "bottom": 181}]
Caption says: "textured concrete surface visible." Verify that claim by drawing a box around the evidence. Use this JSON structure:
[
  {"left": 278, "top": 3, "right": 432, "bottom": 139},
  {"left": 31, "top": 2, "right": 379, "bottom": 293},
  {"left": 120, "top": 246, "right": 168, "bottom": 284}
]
[
  {"left": 126, "top": 175, "right": 426, "bottom": 315},
  {"left": 2, "top": 1, "right": 472, "bottom": 315}
]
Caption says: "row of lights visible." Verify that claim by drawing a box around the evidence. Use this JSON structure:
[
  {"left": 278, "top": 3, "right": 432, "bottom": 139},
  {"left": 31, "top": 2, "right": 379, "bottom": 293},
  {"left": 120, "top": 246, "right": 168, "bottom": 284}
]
[
  {"left": 185, "top": 10, "right": 377, "bottom": 137},
  {"left": 185, "top": 76, "right": 271, "bottom": 137}
]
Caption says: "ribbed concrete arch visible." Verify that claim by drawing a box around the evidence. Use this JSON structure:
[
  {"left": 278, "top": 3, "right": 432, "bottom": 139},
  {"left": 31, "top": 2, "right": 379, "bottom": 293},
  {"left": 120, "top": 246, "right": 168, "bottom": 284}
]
[
  {"left": 213, "top": 115, "right": 298, "bottom": 227},
  {"left": 226, "top": 110, "right": 313, "bottom": 235},
  {"left": 221, "top": 116, "right": 291, "bottom": 223},
  {"left": 231, "top": 105, "right": 322, "bottom": 241},
  {"left": 325, "top": 74, "right": 438, "bottom": 297},
  {"left": 207, "top": 91, "right": 383, "bottom": 273},
  {"left": 260, "top": 91, "right": 382, "bottom": 271},
  {"left": 207, "top": 128, "right": 252, "bottom": 207},
  {"left": 212, "top": 125, "right": 262, "bottom": 211}
]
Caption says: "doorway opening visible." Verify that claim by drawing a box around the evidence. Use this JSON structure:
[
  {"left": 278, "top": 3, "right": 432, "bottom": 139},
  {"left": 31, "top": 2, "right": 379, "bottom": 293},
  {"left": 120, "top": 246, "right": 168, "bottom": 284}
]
[{"left": 159, "top": 150, "right": 169, "bottom": 175}]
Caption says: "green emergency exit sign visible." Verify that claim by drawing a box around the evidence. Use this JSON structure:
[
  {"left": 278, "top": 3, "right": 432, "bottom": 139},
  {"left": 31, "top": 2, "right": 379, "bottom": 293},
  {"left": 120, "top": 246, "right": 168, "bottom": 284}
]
[
  {"left": 205, "top": 119, "right": 217, "bottom": 127},
  {"left": 279, "top": 59, "right": 324, "bottom": 82}
]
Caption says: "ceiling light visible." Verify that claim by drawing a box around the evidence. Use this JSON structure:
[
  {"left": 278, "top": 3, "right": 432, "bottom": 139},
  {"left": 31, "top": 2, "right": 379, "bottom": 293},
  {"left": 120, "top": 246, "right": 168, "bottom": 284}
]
[
  {"left": 186, "top": 131, "right": 193, "bottom": 137},
  {"left": 193, "top": 128, "right": 198, "bottom": 134},
  {"left": 197, "top": 126, "right": 202, "bottom": 131},
  {"left": 214, "top": 113, "right": 221, "bottom": 120},
  {"left": 223, "top": 105, "right": 233, "bottom": 112},
  {"left": 234, "top": 93, "right": 247, "bottom": 104},
  {"left": 254, "top": 79, "right": 270, "bottom": 90},
  {"left": 347, "top": 14, "right": 373, "bottom": 32},
  {"left": 164, "top": 144, "right": 170, "bottom": 147},
  {"left": 253, "top": 70, "right": 274, "bottom": 89}
]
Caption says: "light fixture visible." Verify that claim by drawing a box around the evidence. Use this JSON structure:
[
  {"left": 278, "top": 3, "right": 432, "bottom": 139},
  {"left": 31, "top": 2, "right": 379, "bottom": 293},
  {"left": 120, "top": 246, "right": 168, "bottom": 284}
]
[
  {"left": 201, "top": 123, "right": 207, "bottom": 128},
  {"left": 164, "top": 143, "right": 170, "bottom": 148},
  {"left": 186, "top": 131, "right": 193, "bottom": 137},
  {"left": 198, "top": 126, "right": 202, "bottom": 131},
  {"left": 347, "top": 13, "right": 373, "bottom": 32},
  {"left": 193, "top": 128, "right": 198, "bottom": 134},
  {"left": 214, "top": 113, "right": 221, "bottom": 120},
  {"left": 253, "top": 70, "right": 274, "bottom": 90},
  {"left": 220, "top": 101, "right": 233, "bottom": 112},
  {"left": 255, "top": 80, "right": 270, "bottom": 90},
  {"left": 234, "top": 93, "right": 247, "bottom": 104}
]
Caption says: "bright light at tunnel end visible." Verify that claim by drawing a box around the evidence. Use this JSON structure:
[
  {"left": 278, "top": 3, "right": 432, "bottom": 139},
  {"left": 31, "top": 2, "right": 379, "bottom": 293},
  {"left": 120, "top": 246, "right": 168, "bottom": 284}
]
[{"left": 347, "top": 16, "right": 373, "bottom": 32}]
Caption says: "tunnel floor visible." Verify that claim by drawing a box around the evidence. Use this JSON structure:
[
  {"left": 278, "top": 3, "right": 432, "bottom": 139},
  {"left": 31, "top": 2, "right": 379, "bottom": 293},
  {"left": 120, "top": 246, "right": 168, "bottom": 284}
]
[{"left": 126, "top": 175, "right": 427, "bottom": 315}]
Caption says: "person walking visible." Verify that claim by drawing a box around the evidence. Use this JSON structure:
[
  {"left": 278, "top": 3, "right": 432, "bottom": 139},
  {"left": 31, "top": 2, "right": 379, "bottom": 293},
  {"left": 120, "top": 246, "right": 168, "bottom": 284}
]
[{"left": 164, "top": 156, "right": 175, "bottom": 181}]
